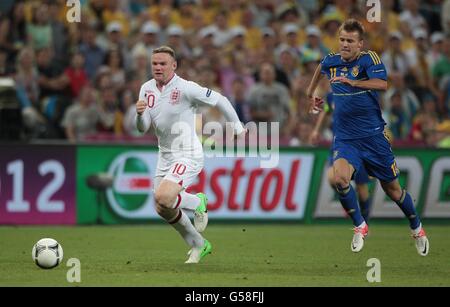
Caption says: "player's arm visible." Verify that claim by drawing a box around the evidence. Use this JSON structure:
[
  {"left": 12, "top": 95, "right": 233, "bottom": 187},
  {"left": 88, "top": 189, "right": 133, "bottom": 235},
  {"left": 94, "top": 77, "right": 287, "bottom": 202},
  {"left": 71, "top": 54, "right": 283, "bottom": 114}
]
[
  {"left": 331, "top": 51, "right": 388, "bottom": 91},
  {"left": 135, "top": 87, "right": 152, "bottom": 133},
  {"left": 331, "top": 77, "right": 387, "bottom": 91},
  {"left": 215, "top": 95, "right": 246, "bottom": 135},
  {"left": 306, "top": 63, "right": 325, "bottom": 113},
  {"left": 188, "top": 82, "right": 246, "bottom": 136},
  {"left": 309, "top": 108, "right": 327, "bottom": 145}
]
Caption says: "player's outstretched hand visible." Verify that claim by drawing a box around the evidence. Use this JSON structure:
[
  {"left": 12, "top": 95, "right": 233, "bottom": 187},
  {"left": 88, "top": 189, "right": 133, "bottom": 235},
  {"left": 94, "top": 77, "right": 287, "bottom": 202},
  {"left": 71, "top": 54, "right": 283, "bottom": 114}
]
[
  {"left": 234, "top": 127, "right": 248, "bottom": 141},
  {"left": 309, "top": 96, "right": 324, "bottom": 114},
  {"left": 136, "top": 100, "right": 147, "bottom": 115},
  {"left": 237, "top": 128, "right": 248, "bottom": 137}
]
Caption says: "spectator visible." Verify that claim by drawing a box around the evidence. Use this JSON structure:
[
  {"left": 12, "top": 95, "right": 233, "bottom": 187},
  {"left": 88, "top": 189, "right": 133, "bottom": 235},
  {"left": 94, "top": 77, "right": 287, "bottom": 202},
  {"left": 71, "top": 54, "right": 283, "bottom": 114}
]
[
  {"left": 14, "top": 47, "right": 48, "bottom": 137},
  {"left": 0, "top": 1, "right": 27, "bottom": 62},
  {"left": 132, "top": 21, "right": 160, "bottom": 61},
  {"left": 399, "top": 0, "right": 428, "bottom": 35},
  {"left": 205, "top": 10, "right": 232, "bottom": 47},
  {"left": 103, "top": 48, "right": 126, "bottom": 93},
  {"left": 384, "top": 90, "right": 412, "bottom": 140},
  {"left": 97, "top": 85, "right": 124, "bottom": 136},
  {"left": 300, "top": 25, "right": 329, "bottom": 61},
  {"left": 277, "top": 47, "right": 300, "bottom": 86},
  {"left": 275, "top": 23, "right": 301, "bottom": 60},
  {"left": 79, "top": 25, "right": 105, "bottom": 80},
  {"left": 15, "top": 47, "right": 40, "bottom": 110},
  {"left": 442, "top": 0, "right": 450, "bottom": 34},
  {"left": 128, "top": 45, "right": 151, "bottom": 86},
  {"left": 64, "top": 52, "right": 89, "bottom": 98},
  {"left": 432, "top": 35, "right": 450, "bottom": 114},
  {"left": 384, "top": 73, "right": 420, "bottom": 137},
  {"left": 428, "top": 32, "right": 445, "bottom": 69},
  {"left": 100, "top": 21, "right": 131, "bottom": 71},
  {"left": 248, "top": 62, "right": 291, "bottom": 135},
  {"left": 410, "top": 95, "right": 440, "bottom": 145},
  {"left": 48, "top": 1, "right": 68, "bottom": 68},
  {"left": 102, "top": 0, "right": 130, "bottom": 36},
  {"left": 61, "top": 86, "right": 99, "bottom": 142},
  {"left": 406, "top": 28, "right": 438, "bottom": 100},
  {"left": 381, "top": 31, "right": 410, "bottom": 77},
  {"left": 229, "top": 77, "right": 250, "bottom": 123},
  {"left": 27, "top": 3, "right": 53, "bottom": 50},
  {"left": 219, "top": 51, "right": 254, "bottom": 98},
  {"left": 166, "top": 24, "right": 191, "bottom": 59}
]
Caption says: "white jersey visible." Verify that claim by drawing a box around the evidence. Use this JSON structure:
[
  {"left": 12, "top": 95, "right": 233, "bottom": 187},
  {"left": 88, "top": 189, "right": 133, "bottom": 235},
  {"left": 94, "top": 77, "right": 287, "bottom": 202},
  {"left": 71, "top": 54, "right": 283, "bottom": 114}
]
[{"left": 138, "top": 74, "right": 244, "bottom": 160}]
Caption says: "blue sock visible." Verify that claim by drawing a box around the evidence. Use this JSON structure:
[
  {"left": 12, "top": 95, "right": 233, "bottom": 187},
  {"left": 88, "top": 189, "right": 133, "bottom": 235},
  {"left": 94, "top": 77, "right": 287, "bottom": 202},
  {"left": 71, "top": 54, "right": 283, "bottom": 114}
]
[
  {"left": 337, "top": 185, "right": 365, "bottom": 227},
  {"left": 359, "top": 197, "right": 372, "bottom": 224},
  {"left": 395, "top": 191, "right": 421, "bottom": 230}
]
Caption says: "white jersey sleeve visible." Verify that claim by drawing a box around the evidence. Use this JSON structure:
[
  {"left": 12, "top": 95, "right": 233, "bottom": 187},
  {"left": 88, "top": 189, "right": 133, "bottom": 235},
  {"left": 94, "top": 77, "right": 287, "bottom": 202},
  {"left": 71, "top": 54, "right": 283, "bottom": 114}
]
[
  {"left": 186, "top": 80, "right": 221, "bottom": 106},
  {"left": 135, "top": 84, "right": 152, "bottom": 133},
  {"left": 186, "top": 81, "right": 245, "bottom": 134}
]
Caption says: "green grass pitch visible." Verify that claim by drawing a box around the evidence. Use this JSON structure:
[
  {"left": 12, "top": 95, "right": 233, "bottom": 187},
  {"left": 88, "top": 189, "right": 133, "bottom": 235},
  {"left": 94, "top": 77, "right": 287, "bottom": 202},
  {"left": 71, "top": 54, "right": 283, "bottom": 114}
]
[{"left": 1, "top": 224, "right": 449, "bottom": 286}]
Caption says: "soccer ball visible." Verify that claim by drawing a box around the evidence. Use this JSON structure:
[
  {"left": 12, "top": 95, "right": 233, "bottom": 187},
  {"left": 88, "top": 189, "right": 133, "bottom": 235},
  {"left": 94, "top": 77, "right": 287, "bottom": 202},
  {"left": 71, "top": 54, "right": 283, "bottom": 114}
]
[{"left": 32, "top": 238, "right": 63, "bottom": 269}]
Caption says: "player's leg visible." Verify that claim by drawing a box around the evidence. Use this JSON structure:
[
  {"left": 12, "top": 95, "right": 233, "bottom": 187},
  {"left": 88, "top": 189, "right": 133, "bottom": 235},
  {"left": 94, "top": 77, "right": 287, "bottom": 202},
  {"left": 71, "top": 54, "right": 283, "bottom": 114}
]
[
  {"left": 164, "top": 160, "right": 209, "bottom": 232},
  {"left": 354, "top": 167, "right": 372, "bottom": 224},
  {"left": 326, "top": 165, "right": 336, "bottom": 187},
  {"left": 355, "top": 183, "right": 371, "bottom": 223},
  {"left": 334, "top": 158, "right": 368, "bottom": 253},
  {"left": 381, "top": 180, "right": 429, "bottom": 256},
  {"left": 363, "top": 133, "right": 428, "bottom": 256},
  {"left": 333, "top": 140, "right": 368, "bottom": 252},
  {"left": 161, "top": 159, "right": 212, "bottom": 262},
  {"left": 154, "top": 179, "right": 203, "bottom": 245},
  {"left": 333, "top": 158, "right": 366, "bottom": 228}
]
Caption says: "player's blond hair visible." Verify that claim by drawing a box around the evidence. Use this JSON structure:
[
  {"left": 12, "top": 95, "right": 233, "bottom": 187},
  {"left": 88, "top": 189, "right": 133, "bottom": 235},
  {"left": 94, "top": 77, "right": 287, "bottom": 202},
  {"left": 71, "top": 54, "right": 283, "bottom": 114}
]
[
  {"left": 339, "top": 19, "right": 365, "bottom": 40},
  {"left": 152, "top": 46, "right": 176, "bottom": 60}
]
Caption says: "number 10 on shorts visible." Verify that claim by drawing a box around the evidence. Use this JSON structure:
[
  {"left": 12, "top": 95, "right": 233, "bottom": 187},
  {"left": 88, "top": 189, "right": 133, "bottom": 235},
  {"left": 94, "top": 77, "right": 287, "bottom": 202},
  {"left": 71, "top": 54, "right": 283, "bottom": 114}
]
[{"left": 172, "top": 163, "right": 186, "bottom": 175}]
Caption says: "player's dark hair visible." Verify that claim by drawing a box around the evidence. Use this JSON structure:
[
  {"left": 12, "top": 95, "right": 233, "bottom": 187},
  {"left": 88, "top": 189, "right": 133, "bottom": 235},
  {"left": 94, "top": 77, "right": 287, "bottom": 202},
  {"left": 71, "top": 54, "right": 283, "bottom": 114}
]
[
  {"left": 152, "top": 46, "right": 176, "bottom": 60},
  {"left": 339, "top": 19, "right": 365, "bottom": 40}
]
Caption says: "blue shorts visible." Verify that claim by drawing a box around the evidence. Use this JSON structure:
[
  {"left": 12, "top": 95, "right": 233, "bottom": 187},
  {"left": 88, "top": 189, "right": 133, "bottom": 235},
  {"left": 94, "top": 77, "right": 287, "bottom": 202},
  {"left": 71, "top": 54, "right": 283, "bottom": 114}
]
[
  {"left": 328, "top": 149, "right": 370, "bottom": 184},
  {"left": 332, "top": 133, "right": 399, "bottom": 183}
]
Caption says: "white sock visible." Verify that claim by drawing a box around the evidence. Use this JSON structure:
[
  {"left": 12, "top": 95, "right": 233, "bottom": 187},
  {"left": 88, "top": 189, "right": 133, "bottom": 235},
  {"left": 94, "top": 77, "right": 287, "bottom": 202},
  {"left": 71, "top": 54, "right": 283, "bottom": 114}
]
[
  {"left": 412, "top": 223, "right": 422, "bottom": 234},
  {"left": 172, "top": 192, "right": 200, "bottom": 211},
  {"left": 169, "top": 210, "right": 204, "bottom": 248},
  {"left": 357, "top": 221, "right": 367, "bottom": 228}
]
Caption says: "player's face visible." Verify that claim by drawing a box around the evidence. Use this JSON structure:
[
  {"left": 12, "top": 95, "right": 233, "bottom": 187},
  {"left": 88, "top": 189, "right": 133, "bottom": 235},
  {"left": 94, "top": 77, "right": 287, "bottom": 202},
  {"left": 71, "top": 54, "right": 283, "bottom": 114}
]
[
  {"left": 339, "top": 30, "right": 363, "bottom": 61},
  {"left": 151, "top": 52, "right": 177, "bottom": 84}
]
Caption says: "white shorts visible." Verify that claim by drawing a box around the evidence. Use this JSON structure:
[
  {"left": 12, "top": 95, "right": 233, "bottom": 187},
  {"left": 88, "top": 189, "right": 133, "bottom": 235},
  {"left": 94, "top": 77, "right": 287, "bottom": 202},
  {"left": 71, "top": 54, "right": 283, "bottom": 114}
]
[{"left": 154, "top": 152, "right": 203, "bottom": 190}]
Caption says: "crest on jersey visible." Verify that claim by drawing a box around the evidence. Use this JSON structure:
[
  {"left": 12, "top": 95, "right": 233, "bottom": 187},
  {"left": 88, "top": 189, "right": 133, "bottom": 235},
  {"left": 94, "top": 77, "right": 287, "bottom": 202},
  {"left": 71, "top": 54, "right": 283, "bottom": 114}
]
[
  {"left": 351, "top": 65, "right": 360, "bottom": 77},
  {"left": 170, "top": 89, "right": 181, "bottom": 105}
]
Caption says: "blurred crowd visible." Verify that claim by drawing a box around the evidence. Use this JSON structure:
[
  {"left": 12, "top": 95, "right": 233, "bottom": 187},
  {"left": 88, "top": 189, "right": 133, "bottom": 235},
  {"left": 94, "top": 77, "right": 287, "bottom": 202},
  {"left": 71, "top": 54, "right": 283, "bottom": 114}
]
[{"left": 0, "top": 0, "right": 450, "bottom": 147}]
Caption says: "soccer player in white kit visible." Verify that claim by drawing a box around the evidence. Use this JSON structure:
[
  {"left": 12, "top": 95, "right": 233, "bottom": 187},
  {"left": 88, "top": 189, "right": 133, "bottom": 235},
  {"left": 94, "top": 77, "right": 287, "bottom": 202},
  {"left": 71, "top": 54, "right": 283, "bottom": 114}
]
[{"left": 135, "top": 46, "right": 246, "bottom": 263}]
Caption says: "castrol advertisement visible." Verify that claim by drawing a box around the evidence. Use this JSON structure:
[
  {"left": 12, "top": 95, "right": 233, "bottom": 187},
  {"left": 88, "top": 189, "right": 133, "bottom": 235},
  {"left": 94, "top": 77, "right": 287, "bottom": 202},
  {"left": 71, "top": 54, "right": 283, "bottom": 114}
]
[
  {"left": 76, "top": 146, "right": 314, "bottom": 223},
  {"left": 186, "top": 155, "right": 314, "bottom": 219}
]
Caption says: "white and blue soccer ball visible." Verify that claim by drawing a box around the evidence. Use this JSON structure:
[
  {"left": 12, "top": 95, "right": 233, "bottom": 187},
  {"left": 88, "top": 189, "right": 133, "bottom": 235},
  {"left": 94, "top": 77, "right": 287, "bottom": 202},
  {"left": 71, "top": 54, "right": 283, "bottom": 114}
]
[{"left": 32, "top": 238, "right": 63, "bottom": 269}]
